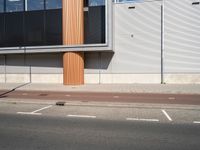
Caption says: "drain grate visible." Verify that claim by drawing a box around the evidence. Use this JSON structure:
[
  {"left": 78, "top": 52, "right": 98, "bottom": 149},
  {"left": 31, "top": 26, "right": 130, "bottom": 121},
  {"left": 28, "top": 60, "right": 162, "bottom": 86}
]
[{"left": 56, "top": 101, "right": 66, "bottom": 106}]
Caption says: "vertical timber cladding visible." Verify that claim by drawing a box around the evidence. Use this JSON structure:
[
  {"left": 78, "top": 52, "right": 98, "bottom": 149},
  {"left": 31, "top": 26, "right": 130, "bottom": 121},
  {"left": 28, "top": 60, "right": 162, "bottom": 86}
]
[{"left": 62, "top": 0, "right": 84, "bottom": 85}]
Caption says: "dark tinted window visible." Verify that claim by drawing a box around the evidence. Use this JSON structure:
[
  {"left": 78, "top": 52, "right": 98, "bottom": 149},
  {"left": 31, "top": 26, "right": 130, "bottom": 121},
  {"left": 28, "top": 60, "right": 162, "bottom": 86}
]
[
  {"left": 85, "top": 6, "right": 105, "bottom": 44},
  {"left": 4, "top": 12, "right": 24, "bottom": 47},
  {"left": 6, "top": 0, "right": 24, "bottom": 12},
  {"left": 84, "top": 0, "right": 89, "bottom": 7},
  {"left": 45, "top": 9, "right": 62, "bottom": 45},
  {"left": 0, "top": 0, "right": 106, "bottom": 47},
  {"left": 46, "top": 0, "right": 62, "bottom": 9},
  {"left": 0, "top": 0, "right": 4, "bottom": 13},
  {"left": 24, "top": 11, "right": 45, "bottom": 46},
  {"left": 27, "top": 0, "right": 44, "bottom": 11},
  {"left": 0, "top": 14, "right": 4, "bottom": 47}
]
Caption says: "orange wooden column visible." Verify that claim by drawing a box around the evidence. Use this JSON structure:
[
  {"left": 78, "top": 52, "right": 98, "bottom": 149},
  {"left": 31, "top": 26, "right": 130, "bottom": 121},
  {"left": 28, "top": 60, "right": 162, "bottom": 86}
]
[{"left": 62, "top": 0, "right": 84, "bottom": 85}]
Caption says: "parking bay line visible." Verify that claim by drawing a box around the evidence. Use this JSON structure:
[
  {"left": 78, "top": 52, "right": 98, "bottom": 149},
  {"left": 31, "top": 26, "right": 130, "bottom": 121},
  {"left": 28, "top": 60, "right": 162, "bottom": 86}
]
[
  {"left": 162, "top": 109, "right": 172, "bottom": 121},
  {"left": 126, "top": 118, "right": 159, "bottom": 122},
  {"left": 17, "top": 112, "right": 42, "bottom": 115},
  {"left": 17, "top": 105, "right": 52, "bottom": 115},
  {"left": 193, "top": 121, "right": 200, "bottom": 124},
  {"left": 67, "top": 114, "right": 97, "bottom": 119}
]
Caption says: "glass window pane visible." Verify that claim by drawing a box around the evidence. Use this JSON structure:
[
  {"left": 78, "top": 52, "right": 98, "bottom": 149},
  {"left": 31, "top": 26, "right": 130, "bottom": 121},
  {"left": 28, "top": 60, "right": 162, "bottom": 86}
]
[
  {"left": 46, "top": 0, "right": 62, "bottom": 10},
  {"left": 0, "top": 0, "right": 4, "bottom": 13},
  {"left": 89, "top": 0, "right": 105, "bottom": 6},
  {"left": 27, "top": 0, "right": 44, "bottom": 11},
  {"left": 6, "top": 0, "right": 24, "bottom": 12},
  {"left": 85, "top": 6, "right": 105, "bottom": 44}
]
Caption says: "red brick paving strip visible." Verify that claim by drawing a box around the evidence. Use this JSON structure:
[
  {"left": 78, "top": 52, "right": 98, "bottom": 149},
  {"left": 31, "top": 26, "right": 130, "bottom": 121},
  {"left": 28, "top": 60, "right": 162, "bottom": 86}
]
[{"left": 0, "top": 90, "right": 200, "bottom": 105}]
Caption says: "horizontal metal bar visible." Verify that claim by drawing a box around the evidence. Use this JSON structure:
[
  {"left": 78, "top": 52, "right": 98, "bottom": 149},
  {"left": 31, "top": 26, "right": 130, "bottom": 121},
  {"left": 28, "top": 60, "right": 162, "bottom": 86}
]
[{"left": 0, "top": 44, "right": 108, "bottom": 51}]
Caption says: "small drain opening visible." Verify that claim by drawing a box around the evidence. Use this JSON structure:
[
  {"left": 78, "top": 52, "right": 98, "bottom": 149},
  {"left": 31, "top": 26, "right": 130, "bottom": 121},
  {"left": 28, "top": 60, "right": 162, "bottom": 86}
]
[{"left": 56, "top": 101, "right": 66, "bottom": 106}]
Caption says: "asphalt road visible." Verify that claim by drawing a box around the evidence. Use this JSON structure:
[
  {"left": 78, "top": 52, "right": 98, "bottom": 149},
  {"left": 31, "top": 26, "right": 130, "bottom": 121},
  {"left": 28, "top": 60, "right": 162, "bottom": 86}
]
[{"left": 0, "top": 113, "right": 200, "bottom": 150}]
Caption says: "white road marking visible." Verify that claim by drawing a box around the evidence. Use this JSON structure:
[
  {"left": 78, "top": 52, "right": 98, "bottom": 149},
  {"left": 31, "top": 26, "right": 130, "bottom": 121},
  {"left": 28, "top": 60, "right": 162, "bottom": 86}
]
[
  {"left": 193, "top": 121, "right": 200, "bottom": 124},
  {"left": 67, "top": 114, "right": 97, "bottom": 118},
  {"left": 22, "top": 93, "right": 28, "bottom": 96},
  {"left": 17, "top": 112, "right": 41, "bottom": 115},
  {"left": 65, "top": 94, "right": 71, "bottom": 97},
  {"left": 31, "top": 105, "right": 52, "bottom": 113},
  {"left": 168, "top": 97, "right": 175, "bottom": 100},
  {"left": 162, "top": 109, "right": 172, "bottom": 121},
  {"left": 17, "top": 105, "right": 52, "bottom": 115},
  {"left": 126, "top": 118, "right": 159, "bottom": 122}
]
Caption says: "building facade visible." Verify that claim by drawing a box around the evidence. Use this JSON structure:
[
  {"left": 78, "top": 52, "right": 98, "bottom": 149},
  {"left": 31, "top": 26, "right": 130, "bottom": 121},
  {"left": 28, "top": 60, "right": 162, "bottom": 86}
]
[{"left": 0, "top": 0, "right": 200, "bottom": 84}]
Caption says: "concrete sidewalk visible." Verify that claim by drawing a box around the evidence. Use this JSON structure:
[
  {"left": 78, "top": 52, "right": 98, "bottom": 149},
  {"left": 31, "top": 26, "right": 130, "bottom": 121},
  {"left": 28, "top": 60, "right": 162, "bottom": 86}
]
[{"left": 0, "top": 83, "right": 200, "bottom": 94}]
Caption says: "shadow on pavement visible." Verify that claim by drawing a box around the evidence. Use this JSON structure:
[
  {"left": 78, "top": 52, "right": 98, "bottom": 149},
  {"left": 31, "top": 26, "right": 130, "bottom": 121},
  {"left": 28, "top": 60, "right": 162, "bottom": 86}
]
[{"left": 0, "top": 83, "right": 30, "bottom": 99}]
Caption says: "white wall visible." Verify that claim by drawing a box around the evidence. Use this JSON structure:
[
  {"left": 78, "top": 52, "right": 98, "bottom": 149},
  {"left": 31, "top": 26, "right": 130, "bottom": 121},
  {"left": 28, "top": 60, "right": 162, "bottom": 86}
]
[{"left": 164, "top": 0, "right": 200, "bottom": 74}]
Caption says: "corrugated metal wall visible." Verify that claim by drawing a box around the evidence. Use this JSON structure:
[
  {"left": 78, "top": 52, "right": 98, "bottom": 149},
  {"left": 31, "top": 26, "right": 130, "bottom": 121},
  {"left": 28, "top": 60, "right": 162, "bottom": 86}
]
[
  {"left": 85, "top": 0, "right": 200, "bottom": 75},
  {"left": 84, "top": 0, "right": 200, "bottom": 83},
  {"left": 106, "top": 0, "right": 162, "bottom": 74},
  {"left": 164, "top": 0, "right": 200, "bottom": 73}
]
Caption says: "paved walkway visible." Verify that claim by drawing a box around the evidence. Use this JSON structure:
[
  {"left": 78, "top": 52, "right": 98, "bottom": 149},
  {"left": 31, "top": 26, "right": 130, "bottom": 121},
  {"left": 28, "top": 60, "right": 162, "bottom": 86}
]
[{"left": 0, "top": 83, "right": 200, "bottom": 94}]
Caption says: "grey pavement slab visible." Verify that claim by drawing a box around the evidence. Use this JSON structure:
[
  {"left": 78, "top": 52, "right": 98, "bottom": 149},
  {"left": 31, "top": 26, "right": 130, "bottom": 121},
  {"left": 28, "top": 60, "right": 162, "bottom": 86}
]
[{"left": 0, "top": 83, "right": 200, "bottom": 94}]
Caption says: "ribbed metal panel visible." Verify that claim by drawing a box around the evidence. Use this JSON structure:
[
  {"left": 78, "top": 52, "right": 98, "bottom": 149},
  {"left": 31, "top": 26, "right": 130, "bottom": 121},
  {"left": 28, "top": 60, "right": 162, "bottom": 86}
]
[
  {"left": 111, "top": 1, "right": 162, "bottom": 73},
  {"left": 164, "top": 0, "right": 200, "bottom": 73}
]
